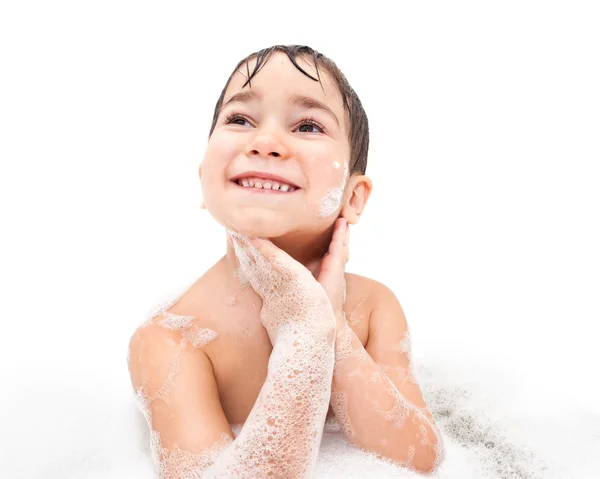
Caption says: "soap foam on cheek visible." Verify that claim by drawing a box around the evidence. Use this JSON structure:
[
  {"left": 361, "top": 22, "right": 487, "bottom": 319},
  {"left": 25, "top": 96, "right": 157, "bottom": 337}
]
[{"left": 318, "top": 161, "right": 349, "bottom": 218}]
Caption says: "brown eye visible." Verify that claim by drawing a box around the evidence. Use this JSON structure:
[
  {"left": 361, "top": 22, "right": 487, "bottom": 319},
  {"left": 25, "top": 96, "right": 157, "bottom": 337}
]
[
  {"left": 225, "top": 113, "right": 251, "bottom": 127},
  {"left": 296, "top": 118, "right": 325, "bottom": 134},
  {"left": 298, "top": 124, "right": 320, "bottom": 133}
]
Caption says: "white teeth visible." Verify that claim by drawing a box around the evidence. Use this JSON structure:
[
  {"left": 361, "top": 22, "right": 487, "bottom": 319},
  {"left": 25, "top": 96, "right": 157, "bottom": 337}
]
[{"left": 236, "top": 177, "right": 296, "bottom": 192}]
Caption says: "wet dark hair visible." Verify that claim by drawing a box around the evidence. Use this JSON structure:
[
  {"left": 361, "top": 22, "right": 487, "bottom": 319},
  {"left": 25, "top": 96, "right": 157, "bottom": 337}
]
[{"left": 208, "top": 45, "right": 369, "bottom": 175}]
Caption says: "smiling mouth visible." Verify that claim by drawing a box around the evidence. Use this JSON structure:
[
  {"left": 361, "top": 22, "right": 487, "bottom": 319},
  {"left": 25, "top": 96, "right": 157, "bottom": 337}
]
[{"left": 231, "top": 179, "right": 300, "bottom": 193}]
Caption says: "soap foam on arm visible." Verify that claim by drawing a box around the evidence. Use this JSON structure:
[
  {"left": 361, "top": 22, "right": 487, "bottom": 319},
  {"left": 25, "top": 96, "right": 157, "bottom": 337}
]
[
  {"left": 127, "top": 320, "right": 234, "bottom": 478},
  {"left": 198, "top": 232, "right": 338, "bottom": 478},
  {"left": 205, "top": 323, "right": 335, "bottom": 478},
  {"left": 129, "top": 305, "right": 336, "bottom": 479}
]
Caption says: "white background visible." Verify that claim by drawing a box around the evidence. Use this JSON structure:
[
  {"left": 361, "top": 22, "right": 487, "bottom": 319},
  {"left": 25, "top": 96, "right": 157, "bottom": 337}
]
[{"left": 1, "top": 1, "right": 599, "bottom": 475}]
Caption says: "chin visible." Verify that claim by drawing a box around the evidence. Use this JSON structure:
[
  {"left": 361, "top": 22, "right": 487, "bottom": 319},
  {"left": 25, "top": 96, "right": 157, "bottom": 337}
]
[{"left": 217, "top": 211, "right": 294, "bottom": 239}]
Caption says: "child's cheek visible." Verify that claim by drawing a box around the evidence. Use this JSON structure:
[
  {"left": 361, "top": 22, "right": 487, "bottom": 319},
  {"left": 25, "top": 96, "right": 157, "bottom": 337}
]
[
  {"left": 207, "top": 133, "right": 238, "bottom": 161},
  {"left": 316, "top": 160, "right": 349, "bottom": 218}
]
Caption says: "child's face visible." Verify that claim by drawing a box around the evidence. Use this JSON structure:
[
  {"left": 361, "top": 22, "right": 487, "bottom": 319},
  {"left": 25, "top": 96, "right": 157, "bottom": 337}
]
[{"left": 200, "top": 52, "right": 351, "bottom": 238}]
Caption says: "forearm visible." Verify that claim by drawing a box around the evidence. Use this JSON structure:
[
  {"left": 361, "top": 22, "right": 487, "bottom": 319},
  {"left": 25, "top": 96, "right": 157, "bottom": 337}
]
[
  {"left": 329, "top": 318, "right": 443, "bottom": 474},
  {"left": 205, "top": 320, "right": 335, "bottom": 478}
]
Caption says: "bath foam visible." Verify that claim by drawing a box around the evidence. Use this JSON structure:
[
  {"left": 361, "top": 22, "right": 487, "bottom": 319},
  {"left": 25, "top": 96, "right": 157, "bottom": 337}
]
[
  {"left": 139, "top": 284, "right": 194, "bottom": 328},
  {"left": 318, "top": 161, "right": 349, "bottom": 218},
  {"left": 123, "top": 290, "right": 600, "bottom": 478},
  {"left": 346, "top": 295, "right": 367, "bottom": 326},
  {"left": 226, "top": 295, "right": 238, "bottom": 305},
  {"left": 399, "top": 331, "right": 412, "bottom": 355},
  {"left": 417, "top": 360, "right": 555, "bottom": 478},
  {"left": 146, "top": 309, "right": 219, "bottom": 350},
  {"left": 377, "top": 331, "right": 418, "bottom": 388},
  {"left": 330, "top": 391, "right": 356, "bottom": 440},
  {"left": 224, "top": 254, "right": 252, "bottom": 307},
  {"left": 158, "top": 312, "right": 195, "bottom": 330}
]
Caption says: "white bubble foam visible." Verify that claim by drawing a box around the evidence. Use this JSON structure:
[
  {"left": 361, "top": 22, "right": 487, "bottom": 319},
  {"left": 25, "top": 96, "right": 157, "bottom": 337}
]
[
  {"left": 185, "top": 328, "right": 219, "bottom": 348},
  {"left": 6, "top": 321, "right": 599, "bottom": 478},
  {"left": 154, "top": 311, "right": 218, "bottom": 349},
  {"left": 318, "top": 161, "right": 349, "bottom": 218},
  {"left": 158, "top": 312, "right": 195, "bottom": 330},
  {"left": 346, "top": 296, "right": 367, "bottom": 326}
]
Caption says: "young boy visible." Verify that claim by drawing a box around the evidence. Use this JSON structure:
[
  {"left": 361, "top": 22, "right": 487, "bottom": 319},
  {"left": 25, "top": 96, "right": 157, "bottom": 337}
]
[{"left": 127, "top": 45, "right": 444, "bottom": 478}]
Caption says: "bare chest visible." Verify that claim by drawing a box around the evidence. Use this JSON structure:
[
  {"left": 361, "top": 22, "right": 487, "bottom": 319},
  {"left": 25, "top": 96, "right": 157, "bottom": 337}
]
[{"left": 198, "top": 290, "right": 371, "bottom": 425}]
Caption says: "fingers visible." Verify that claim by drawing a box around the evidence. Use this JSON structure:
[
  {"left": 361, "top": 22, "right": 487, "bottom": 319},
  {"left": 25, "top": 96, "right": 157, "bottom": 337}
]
[
  {"left": 332, "top": 218, "right": 347, "bottom": 243},
  {"left": 246, "top": 237, "right": 274, "bottom": 260},
  {"left": 340, "top": 219, "right": 350, "bottom": 264},
  {"left": 229, "top": 234, "right": 256, "bottom": 271},
  {"left": 329, "top": 218, "right": 350, "bottom": 266},
  {"left": 231, "top": 234, "right": 285, "bottom": 271},
  {"left": 343, "top": 220, "right": 350, "bottom": 264}
]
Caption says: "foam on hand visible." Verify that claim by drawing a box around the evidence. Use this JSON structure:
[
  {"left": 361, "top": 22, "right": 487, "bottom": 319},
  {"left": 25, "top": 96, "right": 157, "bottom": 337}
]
[{"left": 201, "top": 233, "right": 337, "bottom": 477}]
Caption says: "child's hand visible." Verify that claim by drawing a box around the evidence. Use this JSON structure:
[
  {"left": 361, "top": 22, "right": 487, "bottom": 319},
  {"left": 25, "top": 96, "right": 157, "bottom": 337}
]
[
  {"left": 315, "top": 218, "right": 349, "bottom": 321},
  {"left": 230, "top": 233, "right": 335, "bottom": 342}
]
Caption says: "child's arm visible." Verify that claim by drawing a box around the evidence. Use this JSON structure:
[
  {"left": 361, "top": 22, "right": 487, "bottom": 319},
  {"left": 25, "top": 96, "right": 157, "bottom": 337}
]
[
  {"left": 128, "top": 311, "right": 335, "bottom": 479},
  {"left": 220, "top": 233, "right": 337, "bottom": 478},
  {"left": 128, "top": 323, "right": 234, "bottom": 478},
  {"left": 329, "top": 281, "right": 445, "bottom": 474},
  {"left": 212, "top": 319, "right": 334, "bottom": 478}
]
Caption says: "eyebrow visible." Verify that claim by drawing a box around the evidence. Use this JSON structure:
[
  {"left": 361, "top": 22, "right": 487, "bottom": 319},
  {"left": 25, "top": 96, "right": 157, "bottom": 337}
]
[{"left": 221, "top": 90, "right": 340, "bottom": 127}]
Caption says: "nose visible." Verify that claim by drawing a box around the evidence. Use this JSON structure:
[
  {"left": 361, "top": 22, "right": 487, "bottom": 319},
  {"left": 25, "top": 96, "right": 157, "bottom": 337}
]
[{"left": 247, "top": 129, "right": 290, "bottom": 160}]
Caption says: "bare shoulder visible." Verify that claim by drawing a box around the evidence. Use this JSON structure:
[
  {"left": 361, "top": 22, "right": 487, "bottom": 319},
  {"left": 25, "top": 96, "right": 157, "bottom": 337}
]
[
  {"left": 138, "top": 261, "right": 226, "bottom": 327},
  {"left": 343, "top": 273, "right": 408, "bottom": 344},
  {"left": 342, "top": 273, "right": 401, "bottom": 343},
  {"left": 127, "top": 270, "right": 225, "bottom": 375},
  {"left": 343, "top": 272, "right": 400, "bottom": 313}
]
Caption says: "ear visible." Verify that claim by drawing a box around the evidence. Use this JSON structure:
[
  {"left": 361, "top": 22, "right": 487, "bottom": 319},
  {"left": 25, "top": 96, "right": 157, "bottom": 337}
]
[{"left": 340, "top": 174, "right": 372, "bottom": 225}]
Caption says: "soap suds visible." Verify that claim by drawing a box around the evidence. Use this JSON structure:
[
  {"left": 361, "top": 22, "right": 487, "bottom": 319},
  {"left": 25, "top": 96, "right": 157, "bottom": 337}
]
[{"left": 318, "top": 160, "right": 349, "bottom": 218}]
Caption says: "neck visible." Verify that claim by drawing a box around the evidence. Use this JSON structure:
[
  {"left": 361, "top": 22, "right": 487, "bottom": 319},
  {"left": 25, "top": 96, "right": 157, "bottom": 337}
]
[{"left": 223, "top": 227, "right": 334, "bottom": 279}]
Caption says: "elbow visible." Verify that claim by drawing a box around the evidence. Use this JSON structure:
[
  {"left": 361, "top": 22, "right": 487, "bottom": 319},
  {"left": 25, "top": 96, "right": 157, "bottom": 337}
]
[
  {"left": 411, "top": 438, "right": 445, "bottom": 476},
  {"left": 372, "top": 441, "right": 442, "bottom": 475}
]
